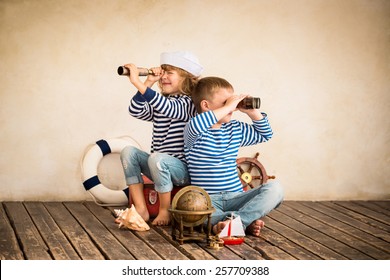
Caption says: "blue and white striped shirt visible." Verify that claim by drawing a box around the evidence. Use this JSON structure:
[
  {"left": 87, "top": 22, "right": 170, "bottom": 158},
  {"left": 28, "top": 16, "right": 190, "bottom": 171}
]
[
  {"left": 129, "top": 87, "right": 197, "bottom": 162},
  {"left": 184, "top": 111, "right": 273, "bottom": 193}
]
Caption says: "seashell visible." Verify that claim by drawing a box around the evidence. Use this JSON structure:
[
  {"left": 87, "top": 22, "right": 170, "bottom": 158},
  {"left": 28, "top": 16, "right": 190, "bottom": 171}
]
[
  {"left": 114, "top": 209, "right": 125, "bottom": 217},
  {"left": 114, "top": 204, "right": 150, "bottom": 231}
]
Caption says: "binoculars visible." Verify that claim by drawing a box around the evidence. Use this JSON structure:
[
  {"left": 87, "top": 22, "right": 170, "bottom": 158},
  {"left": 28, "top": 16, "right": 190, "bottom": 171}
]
[
  {"left": 238, "top": 97, "right": 261, "bottom": 109},
  {"left": 117, "top": 66, "right": 152, "bottom": 76},
  {"left": 118, "top": 66, "right": 261, "bottom": 109}
]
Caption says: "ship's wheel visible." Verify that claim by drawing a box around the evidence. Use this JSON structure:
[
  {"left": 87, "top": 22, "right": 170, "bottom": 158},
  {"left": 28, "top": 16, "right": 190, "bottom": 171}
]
[{"left": 236, "top": 152, "right": 275, "bottom": 191}]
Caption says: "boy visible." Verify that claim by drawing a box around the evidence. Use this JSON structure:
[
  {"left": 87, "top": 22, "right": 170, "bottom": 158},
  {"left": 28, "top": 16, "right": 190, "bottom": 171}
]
[{"left": 184, "top": 77, "right": 284, "bottom": 236}]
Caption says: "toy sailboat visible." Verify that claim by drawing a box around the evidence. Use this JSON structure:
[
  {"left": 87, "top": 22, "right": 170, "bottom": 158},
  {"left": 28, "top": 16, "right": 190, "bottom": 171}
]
[{"left": 219, "top": 214, "right": 245, "bottom": 245}]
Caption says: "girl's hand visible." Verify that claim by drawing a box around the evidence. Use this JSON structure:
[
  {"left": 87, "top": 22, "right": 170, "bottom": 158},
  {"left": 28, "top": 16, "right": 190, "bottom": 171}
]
[
  {"left": 124, "top": 63, "right": 140, "bottom": 85},
  {"left": 144, "top": 66, "right": 163, "bottom": 87},
  {"left": 124, "top": 63, "right": 147, "bottom": 94},
  {"left": 148, "top": 67, "right": 163, "bottom": 80}
]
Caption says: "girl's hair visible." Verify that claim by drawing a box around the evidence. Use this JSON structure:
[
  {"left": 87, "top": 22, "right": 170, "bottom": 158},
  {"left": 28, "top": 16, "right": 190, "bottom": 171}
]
[
  {"left": 159, "top": 64, "right": 199, "bottom": 96},
  {"left": 192, "top": 77, "right": 234, "bottom": 113}
]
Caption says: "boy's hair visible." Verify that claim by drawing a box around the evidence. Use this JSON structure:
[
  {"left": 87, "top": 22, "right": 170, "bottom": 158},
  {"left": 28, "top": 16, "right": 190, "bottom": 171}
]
[
  {"left": 192, "top": 77, "right": 234, "bottom": 113},
  {"left": 159, "top": 64, "right": 199, "bottom": 96}
]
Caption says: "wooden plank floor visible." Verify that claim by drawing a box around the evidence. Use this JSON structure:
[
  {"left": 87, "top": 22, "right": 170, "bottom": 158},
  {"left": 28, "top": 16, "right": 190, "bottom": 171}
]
[{"left": 1, "top": 201, "right": 389, "bottom": 260}]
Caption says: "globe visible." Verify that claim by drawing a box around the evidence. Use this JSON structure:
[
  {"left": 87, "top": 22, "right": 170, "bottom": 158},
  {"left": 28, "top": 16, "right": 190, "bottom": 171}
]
[
  {"left": 176, "top": 189, "right": 209, "bottom": 223},
  {"left": 170, "top": 186, "right": 213, "bottom": 227}
]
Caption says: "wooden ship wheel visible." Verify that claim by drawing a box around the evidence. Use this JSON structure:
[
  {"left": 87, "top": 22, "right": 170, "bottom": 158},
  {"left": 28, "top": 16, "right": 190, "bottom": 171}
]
[{"left": 236, "top": 152, "right": 275, "bottom": 191}]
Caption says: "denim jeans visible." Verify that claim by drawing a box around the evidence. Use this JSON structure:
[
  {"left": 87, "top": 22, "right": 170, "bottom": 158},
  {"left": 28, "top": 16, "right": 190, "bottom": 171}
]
[
  {"left": 208, "top": 180, "right": 284, "bottom": 229},
  {"left": 120, "top": 146, "right": 190, "bottom": 193}
]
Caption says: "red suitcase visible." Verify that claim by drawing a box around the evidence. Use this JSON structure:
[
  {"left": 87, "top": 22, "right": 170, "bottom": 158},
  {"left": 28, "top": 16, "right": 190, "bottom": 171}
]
[{"left": 129, "top": 175, "right": 181, "bottom": 218}]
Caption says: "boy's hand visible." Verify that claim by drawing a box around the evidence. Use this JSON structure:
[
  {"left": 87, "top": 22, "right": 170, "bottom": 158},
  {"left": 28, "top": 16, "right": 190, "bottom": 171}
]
[
  {"left": 238, "top": 97, "right": 263, "bottom": 121},
  {"left": 213, "top": 94, "right": 246, "bottom": 123},
  {"left": 225, "top": 94, "right": 247, "bottom": 112}
]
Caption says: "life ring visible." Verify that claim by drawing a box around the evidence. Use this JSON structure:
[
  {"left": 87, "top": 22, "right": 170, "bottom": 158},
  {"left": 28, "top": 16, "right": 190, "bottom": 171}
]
[{"left": 81, "top": 137, "right": 140, "bottom": 205}]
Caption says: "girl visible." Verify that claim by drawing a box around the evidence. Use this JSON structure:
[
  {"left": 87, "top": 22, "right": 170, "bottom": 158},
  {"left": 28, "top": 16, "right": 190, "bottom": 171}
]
[{"left": 120, "top": 51, "right": 203, "bottom": 226}]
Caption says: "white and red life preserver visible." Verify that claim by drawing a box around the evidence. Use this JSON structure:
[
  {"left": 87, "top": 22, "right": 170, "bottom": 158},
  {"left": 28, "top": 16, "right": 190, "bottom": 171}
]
[{"left": 81, "top": 137, "right": 139, "bottom": 205}]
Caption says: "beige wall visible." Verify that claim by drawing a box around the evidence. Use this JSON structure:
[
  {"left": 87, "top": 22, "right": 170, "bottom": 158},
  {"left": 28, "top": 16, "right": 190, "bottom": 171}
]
[{"left": 0, "top": 0, "right": 389, "bottom": 201}]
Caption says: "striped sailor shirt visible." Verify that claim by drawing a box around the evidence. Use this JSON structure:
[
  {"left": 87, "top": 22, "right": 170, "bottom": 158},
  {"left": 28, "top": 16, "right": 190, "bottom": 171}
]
[
  {"left": 129, "top": 87, "right": 196, "bottom": 162},
  {"left": 184, "top": 110, "right": 273, "bottom": 193}
]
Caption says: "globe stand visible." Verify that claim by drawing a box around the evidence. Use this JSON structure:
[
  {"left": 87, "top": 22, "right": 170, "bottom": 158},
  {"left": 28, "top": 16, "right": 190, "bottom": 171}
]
[
  {"left": 170, "top": 209, "right": 214, "bottom": 245},
  {"left": 169, "top": 186, "right": 215, "bottom": 245}
]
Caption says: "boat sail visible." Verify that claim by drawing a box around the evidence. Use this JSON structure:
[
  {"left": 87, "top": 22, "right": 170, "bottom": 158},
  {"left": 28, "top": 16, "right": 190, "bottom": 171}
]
[{"left": 219, "top": 214, "right": 245, "bottom": 245}]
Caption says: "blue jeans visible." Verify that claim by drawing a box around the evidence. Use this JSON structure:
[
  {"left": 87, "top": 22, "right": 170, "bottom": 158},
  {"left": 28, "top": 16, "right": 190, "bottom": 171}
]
[
  {"left": 209, "top": 180, "right": 284, "bottom": 229},
  {"left": 120, "top": 146, "right": 190, "bottom": 193}
]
